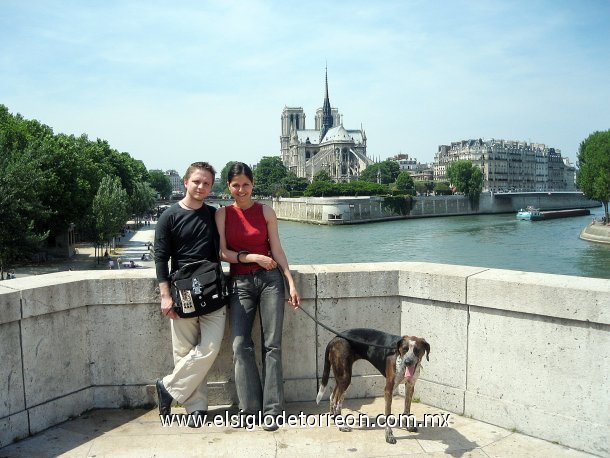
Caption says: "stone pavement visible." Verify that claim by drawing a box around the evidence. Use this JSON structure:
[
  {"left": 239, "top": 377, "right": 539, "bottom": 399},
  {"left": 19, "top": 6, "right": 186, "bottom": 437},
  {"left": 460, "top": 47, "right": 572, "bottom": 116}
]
[{"left": 0, "top": 397, "right": 592, "bottom": 458}]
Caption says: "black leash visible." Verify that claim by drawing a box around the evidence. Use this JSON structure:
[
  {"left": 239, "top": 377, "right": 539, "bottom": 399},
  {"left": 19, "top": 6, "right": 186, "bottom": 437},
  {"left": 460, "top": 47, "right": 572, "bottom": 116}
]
[{"left": 298, "top": 306, "right": 395, "bottom": 350}]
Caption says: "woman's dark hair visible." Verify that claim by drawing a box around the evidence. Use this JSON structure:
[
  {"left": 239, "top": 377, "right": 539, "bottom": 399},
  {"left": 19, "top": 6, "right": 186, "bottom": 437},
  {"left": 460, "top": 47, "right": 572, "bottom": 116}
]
[{"left": 227, "top": 162, "right": 254, "bottom": 183}]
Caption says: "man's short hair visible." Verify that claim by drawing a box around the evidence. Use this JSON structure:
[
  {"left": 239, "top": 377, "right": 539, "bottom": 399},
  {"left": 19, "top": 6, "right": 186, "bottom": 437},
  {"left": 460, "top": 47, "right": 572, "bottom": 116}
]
[{"left": 184, "top": 162, "right": 216, "bottom": 181}]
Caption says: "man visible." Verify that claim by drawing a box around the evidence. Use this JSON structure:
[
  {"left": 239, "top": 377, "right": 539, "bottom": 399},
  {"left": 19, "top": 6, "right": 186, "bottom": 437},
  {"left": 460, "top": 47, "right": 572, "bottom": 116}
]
[{"left": 154, "top": 162, "right": 226, "bottom": 427}]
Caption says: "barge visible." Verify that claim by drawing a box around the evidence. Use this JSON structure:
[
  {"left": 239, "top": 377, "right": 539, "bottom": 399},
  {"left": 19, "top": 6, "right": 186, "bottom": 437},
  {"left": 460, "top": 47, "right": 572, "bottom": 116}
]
[{"left": 517, "top": 208, "right": 590, "bottom": 221}]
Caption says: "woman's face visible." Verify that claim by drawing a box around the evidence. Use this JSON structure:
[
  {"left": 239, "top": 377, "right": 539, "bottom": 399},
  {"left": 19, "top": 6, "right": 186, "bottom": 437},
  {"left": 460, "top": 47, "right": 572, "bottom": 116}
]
[{"left": 228, "top": 174, "right": 254, "bottom": 201}]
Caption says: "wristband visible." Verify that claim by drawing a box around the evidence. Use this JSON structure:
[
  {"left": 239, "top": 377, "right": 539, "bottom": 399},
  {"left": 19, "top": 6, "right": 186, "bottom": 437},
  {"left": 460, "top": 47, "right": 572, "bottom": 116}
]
[{"left": 237, "top": 250, "right": 249, "bottom": 264}]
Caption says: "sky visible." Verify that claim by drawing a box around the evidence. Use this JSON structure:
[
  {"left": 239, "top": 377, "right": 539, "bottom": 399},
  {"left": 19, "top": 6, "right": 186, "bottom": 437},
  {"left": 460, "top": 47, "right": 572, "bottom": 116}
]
[{"left": 1, "top": 0, "right": 609, "bottom": 176}]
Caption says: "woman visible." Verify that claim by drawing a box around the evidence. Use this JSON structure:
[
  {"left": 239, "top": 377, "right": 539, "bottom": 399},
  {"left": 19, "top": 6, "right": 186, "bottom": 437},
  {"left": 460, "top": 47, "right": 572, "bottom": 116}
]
[{"left": 215, "top": 162, "right": 300, "bottom": 431}]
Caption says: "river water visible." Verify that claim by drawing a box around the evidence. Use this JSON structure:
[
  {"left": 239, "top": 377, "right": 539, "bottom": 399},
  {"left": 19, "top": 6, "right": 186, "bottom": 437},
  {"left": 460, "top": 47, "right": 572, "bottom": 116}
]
[{"left": 278, "top": 206, "right": 610, "bottom": 279}]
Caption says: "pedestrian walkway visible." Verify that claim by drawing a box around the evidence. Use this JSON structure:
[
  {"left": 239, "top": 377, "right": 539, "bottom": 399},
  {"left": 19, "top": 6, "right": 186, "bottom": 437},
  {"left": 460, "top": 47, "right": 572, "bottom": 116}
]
[
  {"left": 0, "top": 397, "right": 591, "bottom": 457},
  {"left": 10, "top": 221, "right": 156, "bottom": 278},
  {"left": 112, "top": 222, "right": 156, "bottom": 270}
]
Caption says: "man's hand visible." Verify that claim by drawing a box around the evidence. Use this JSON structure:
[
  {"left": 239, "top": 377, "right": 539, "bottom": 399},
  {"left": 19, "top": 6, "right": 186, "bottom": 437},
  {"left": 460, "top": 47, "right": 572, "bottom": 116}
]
[{"left": 159, "top": 282, "right": 178, "bottom": 319}]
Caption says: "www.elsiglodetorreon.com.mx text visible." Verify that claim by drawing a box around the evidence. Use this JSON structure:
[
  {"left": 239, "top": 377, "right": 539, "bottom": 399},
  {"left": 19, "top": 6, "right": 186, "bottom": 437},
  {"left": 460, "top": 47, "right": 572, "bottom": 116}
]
[{"left": 159, "top": 411, "right": 452, "bottom": 430}]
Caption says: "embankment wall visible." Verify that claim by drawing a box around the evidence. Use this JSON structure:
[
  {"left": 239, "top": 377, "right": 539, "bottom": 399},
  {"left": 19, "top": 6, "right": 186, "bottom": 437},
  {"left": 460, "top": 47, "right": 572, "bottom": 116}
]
[{"left": 270, "top": 192, "right": 600, "bottom": 224}]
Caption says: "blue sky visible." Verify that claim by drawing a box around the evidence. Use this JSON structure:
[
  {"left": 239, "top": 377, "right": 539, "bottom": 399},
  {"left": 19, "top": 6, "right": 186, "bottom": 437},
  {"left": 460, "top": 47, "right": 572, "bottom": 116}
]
[{"left": 1, "top": 0, "right": 609, "bottom": 176}]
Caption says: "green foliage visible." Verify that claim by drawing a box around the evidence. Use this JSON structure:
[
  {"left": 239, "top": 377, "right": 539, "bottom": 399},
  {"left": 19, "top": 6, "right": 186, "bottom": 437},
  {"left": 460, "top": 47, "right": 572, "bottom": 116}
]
[
  {"left": 303, "top": 180, "right": 388, "bottom": 197},
  {"left": 92, "top": 176, "right": 129, "bottom": 243},
  {"left": 382, "top": 196, "right": 413, "bottom": 215},
  {"left": 219, "top": 161, "right": 239, "bottom": 192},
  {"left": 360, "top": 160, "right": 400, "bottom": 184},
  {"left": 130, "top": 182, "right": 157, "bottom": 220},
  {"left": 303, "top": 181, "right": 337, "bottom": 197},
  {"left": 433, "top": 182, "right": 452, "bottom": 195},
  {"left": 342, "top": 181, "right": 388, "bottom": 196},
  {"left": 254, "top": 156, "right": 288, "bottom": 196},
  {"left": 414, "top": 180, "right": 435, "bottom": 195},
  {"left": 0, "top": 104, "right": 158, "bottom": 262},
  {"left": 446, "top": 160, "right": 483, "bottom": 203},
  {"left": 312, "top": 170, "right": 333, "bottom": 182},
  {"left": 394, "top": 171, "right": 415, "bottom": 193},
  {"left": 281, "top": 173, "right": 309, "bottom": 192},
  {"left": 148, "top": 170, "right": 173, "bottom": 199},
  {"left": 0, "top": 149, "right": 49, "bottom": 270},
  {"left": 577, "top": 130, "right": 610, "bottom": 221}
]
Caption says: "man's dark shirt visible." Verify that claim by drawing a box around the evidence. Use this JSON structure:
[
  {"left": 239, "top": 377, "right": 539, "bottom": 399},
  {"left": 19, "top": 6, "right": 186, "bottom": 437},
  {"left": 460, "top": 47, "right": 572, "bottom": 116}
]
[{"left": 154, "top": 203, "right": 218, "bottom": 283}]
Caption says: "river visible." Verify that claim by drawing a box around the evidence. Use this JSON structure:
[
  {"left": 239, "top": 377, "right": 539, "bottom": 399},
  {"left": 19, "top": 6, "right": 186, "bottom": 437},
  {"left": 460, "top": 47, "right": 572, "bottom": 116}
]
[{"left": 278, "top": 206, "right": 610, "bottom": 279}]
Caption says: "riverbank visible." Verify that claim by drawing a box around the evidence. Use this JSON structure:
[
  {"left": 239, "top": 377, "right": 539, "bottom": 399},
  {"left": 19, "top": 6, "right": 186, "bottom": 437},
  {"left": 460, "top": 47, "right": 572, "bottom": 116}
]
[
  {"left": 580, "top": 221, "right": 610, "bottom": 244},
  {"left": 271, "top": 192, "right": 600, "bottom": 225}
]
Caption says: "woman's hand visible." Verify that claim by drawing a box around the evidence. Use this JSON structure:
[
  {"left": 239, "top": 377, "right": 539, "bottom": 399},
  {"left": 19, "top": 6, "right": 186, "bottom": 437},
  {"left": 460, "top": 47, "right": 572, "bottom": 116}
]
[
  {"left": 255, "top": 254, "right": 277, "bottom": 270},
  {"left": 287, "top": 285, "right": 300, "bottom": 309}
]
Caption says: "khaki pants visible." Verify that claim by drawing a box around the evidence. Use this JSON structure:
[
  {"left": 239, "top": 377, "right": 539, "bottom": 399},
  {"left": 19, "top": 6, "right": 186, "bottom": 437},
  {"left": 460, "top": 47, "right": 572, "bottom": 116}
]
[{"left": 162, "top": 306, "right": 226, "bottom": 413}]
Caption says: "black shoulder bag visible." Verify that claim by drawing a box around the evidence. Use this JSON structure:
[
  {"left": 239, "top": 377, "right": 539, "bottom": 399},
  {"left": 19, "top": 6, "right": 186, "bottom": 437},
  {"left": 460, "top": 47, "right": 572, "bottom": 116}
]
[{"left": 170, "top": 219, "right": 229, "bottom": 318}]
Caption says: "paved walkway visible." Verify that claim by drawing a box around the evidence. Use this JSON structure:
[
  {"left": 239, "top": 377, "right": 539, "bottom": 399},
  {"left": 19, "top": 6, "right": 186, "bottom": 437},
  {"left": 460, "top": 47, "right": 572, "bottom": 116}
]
[
  {"left": 10, "top": 221, "right": 156, "bottom": 278},
  {"left": 0, "top": 397, "right": 591, "bottom": 457}
]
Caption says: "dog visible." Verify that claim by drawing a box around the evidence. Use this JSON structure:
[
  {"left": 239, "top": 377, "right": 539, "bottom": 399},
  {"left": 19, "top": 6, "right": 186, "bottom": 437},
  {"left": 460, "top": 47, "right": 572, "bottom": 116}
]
[{"left": 316, "top": 328, "right": 430, "bottom": 444}]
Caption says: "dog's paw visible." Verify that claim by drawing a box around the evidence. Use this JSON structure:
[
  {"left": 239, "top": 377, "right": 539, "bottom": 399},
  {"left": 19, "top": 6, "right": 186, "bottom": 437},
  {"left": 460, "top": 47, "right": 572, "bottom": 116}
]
[
  {"left": 406, "top": 425, "right": 418, "bottom": 433},
  {"left": 385, "top": 426, "right": 397, "bottom": 444},
  {"left": 339, "top": 425, "right": 352, "bottom": 432}
]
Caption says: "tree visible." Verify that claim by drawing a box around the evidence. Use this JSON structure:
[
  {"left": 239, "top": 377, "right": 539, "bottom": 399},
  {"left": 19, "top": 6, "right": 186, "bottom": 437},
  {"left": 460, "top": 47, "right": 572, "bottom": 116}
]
[
  {"left": 130, "top": 182, "right": 157, "bottom": 223},
  {"left": 281, "top": 173, "right": 309, "bottom": 192},
  {"left": 92, "top": 176, "right": 129, "bottom": 246},
  {"left": 0, "top": 151, "right": 48, "bottom": 274},
  {"left": 303, "top": 181, "right": 338, "bottom": 197},
  {"left": 394, "top": 171, "right": 415, "bottom": 194},
  {"left": 148, "top": 170, "right": 173, "bottom": 199},
  {"left": 414, "top": 180, "right": 435, "bottom": 196},
  {"left": 433, "top": 181, "right": 452, "bottom": 195},
  {"left": 339, "top": 181, "right": 388, "bottom": 196},
  {"left": 360, "top": 160, "right": 400, "bottom": 184},
  {"left": 254, "top": 156, "right": 288, "bottom": 196},
  {"left": 577, "top": 130, "right": 610, "bottom": 222},
  {"left": 446, "top": 160, "right": 483, "bottom": 203},
  {"left": 218, "top": 161, "right": 238, "bottom": 193},
  {"left": 312, "top": 170, "right": 333, "bottom": 182}
]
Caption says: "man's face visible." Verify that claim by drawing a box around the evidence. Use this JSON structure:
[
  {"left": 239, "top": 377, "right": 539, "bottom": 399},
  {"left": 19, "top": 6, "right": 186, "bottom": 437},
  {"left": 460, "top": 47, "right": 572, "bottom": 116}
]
[{"left": 184, "top": 168, "right": 213, "bottom": 201}]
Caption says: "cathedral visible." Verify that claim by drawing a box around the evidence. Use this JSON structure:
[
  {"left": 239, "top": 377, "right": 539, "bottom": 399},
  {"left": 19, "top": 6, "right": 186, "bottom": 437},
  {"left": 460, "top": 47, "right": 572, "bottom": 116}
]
[{"left": 280, "top": 70, "right": 373, "bottom": 182}]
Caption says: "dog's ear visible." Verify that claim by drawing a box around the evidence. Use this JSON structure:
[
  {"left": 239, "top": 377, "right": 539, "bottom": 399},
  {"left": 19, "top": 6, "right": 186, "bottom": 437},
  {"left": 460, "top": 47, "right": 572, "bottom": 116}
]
[
  {"left": 396, "top": 337, "right": 407, "bottom": 353},
  {"left": 423, "top": 339, "right": 431, "bottom": 361}
]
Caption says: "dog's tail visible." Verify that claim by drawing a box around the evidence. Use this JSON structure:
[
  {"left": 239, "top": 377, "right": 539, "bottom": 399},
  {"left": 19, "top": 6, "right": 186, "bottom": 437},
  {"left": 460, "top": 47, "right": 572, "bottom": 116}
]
[{"left": 316, "top": 344, "right": 332, "bottom": 404}]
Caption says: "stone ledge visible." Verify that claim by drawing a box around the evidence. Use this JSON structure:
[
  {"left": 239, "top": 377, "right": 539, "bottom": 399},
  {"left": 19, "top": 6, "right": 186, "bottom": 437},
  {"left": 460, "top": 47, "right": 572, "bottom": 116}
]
[
  {"left": 467, "top": 268, "right": 610, "bottom": 324},
  {"left": 580, "top": 222, "right": 610, "bottom": 244}
]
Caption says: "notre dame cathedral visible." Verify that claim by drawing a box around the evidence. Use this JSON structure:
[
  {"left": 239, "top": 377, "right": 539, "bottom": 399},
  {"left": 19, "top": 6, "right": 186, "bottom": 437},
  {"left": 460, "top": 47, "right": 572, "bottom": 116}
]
[{"left": 280, "top": 70, "right": 373, "bottom": 182}]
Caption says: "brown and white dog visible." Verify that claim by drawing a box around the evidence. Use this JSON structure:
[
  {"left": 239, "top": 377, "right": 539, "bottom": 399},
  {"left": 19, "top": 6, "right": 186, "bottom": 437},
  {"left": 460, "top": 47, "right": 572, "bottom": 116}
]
[{"left": 316, "top": 328, "right": 430, "bottom": 444}]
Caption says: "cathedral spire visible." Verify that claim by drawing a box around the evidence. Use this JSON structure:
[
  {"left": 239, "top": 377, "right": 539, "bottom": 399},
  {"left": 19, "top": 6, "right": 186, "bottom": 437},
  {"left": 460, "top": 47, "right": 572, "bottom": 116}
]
[{"left": 320, "top": 65, "right": 333, "bottom": 142}]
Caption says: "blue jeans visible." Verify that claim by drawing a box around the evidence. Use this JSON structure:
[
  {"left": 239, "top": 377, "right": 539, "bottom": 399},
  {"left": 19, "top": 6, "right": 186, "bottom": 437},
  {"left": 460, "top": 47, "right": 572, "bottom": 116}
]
[{"left": 230, "top": 268, "right": 285, "bottom": 416}]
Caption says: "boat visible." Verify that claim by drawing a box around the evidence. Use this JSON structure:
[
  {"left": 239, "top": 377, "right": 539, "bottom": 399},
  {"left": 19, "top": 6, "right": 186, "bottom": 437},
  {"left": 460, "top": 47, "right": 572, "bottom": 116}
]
[{"left": 517, "top": 206, "right": 543, "bottom": 221}]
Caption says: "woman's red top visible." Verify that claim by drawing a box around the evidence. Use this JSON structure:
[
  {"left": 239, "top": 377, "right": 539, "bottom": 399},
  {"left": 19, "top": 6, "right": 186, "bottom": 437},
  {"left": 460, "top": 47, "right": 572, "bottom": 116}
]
[{"left": 225, "top": 202, "right": 271, "bottom": 275}]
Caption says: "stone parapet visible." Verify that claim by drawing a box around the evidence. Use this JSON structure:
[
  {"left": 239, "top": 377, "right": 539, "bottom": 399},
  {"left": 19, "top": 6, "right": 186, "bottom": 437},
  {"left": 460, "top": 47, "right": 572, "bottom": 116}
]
[{"left": 0, "top": 264, "right": 608, "bottom": 455}]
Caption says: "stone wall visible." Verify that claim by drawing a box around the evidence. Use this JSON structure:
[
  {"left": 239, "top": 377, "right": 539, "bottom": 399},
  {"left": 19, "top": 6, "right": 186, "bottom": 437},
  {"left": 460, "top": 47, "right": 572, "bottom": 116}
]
[{"left": 0, "top": 264, "right": 608, "bottom": 455}]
